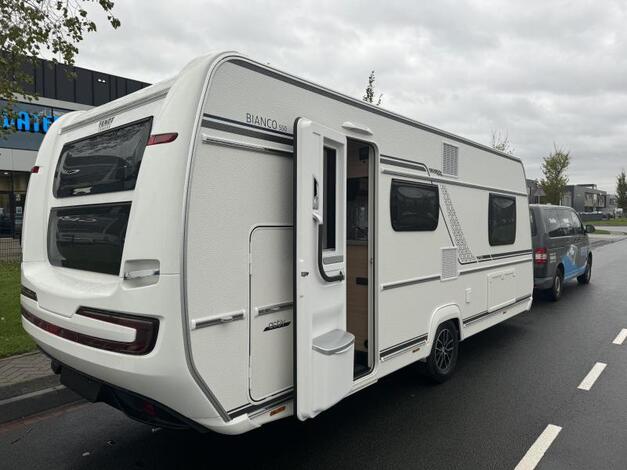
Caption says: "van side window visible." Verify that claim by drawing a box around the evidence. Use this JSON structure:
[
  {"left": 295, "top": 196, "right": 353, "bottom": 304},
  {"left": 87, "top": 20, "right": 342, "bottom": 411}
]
[
  {"left": 390, "top": 179, "right": 439, "bottom": 231},
  {"left": 488, "top": 194, "right": 516, "bottom": 245},
  {"left": 570, "top": 210, "right": 584, "bottom": 235},
  {"left": 530, "top": 209, "right": 537, "bottom": 236}
]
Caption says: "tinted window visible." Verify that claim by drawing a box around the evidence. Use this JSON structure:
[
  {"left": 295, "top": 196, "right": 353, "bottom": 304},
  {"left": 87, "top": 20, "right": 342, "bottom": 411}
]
[
  {"left": 53, "top": 118, "right": 152, "bottom": 198},
  {"left": 489, "top": 194, "right": 516, "bottom": 245},
  {"left": 530, "top": 209, "right": 537, "bottom": 236},
  {"left": 546, "top": 208, "right": 576, "bottom": 237},
  {"left": 390, "top": 180, "right": 439, "bottom": 231},
  {"left": 569, "top": 210, "right": 584, "bottom": 235},
  {"left": 48, "top": 203, "right": 131, "bottom": 275},
  {"left": 323, "top": 147, "right": 336, "bottom": 249}
]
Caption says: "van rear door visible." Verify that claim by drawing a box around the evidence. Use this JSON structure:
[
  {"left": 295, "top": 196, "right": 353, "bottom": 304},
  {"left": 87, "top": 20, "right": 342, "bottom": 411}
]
[{"left": 293, "top": 118, "right": 354, "bottom": 420}]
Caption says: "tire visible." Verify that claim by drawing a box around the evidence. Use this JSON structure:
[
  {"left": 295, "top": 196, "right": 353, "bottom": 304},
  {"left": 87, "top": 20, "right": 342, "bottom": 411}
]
[
  {"left": 426, "top": 322, "right": 459, "bottom": 383},
  {"left": 577, "top": 256, "right": 592, "bottom": 285},
  {"left": 548, "top": 268, "right": 564, "bottom": 301}
]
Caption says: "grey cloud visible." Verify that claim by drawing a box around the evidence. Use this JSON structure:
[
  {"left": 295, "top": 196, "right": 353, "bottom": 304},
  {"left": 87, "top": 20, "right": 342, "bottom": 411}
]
[{"left": 75, "top": 0, "right": 627, "bottom": 192}]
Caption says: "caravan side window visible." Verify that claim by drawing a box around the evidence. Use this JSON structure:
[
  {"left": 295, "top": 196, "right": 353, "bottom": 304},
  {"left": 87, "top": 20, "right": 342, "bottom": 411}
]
[
  {"left": 390, "top": 179, "right": 439, "bottom": 231},
  {"left": 489, "top": 194, "right": 516, "bottom": 245}
]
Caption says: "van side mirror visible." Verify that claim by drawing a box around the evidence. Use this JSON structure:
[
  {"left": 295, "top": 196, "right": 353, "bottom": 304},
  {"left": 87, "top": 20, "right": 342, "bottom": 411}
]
[{"left": 585, "top": 224, "right": 596, "bottom": 234}]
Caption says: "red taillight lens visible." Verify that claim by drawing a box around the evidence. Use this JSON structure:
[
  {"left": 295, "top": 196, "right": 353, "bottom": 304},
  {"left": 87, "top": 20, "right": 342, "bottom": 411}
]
[
  {"left": 534, "top": 248, "right": 548, "bottom": 265},
  {"left": 31, "top": 165, "right": 40, "bottom": 173},
  {"left": 146, "top": 132, "right": 178, "bottom": 146},
  {"left": 21, "top": 306, "right": 159, "bottom": 355}
]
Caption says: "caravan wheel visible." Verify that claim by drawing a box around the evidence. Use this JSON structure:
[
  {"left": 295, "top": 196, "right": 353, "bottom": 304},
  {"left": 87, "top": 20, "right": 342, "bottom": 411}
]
[{"left": 426, "top": 322, "right": 459, "bottom": 383}]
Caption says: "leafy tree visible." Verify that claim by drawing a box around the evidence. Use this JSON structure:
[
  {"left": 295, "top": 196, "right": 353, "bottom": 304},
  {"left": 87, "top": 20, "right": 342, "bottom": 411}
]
[
  {"left": 363, "top": 70, "right": 382, "bottom": 106},
  {"left": 617, "top": 169, "right": 627, "bottom": 210},
  {"left": 539, "top": 145, "right": 570, "bottom": 205},
  {"left": 0, "top": 0, "right": 121, "bottom": 134},
  {"left": 490, "top": 129, "right": 515, "bottom": 155}
]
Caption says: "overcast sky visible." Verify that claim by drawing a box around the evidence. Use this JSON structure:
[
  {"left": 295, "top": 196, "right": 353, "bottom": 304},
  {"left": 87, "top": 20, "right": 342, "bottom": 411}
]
[{"left": 74, "top": 1, "right": 626, "bottom": 192}]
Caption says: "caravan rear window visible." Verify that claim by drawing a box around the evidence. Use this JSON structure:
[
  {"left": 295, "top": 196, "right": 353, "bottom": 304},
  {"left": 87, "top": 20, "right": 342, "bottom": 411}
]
[
  {"left": 53, "top": 118, "right": 152, "bottom": 198},
  {"left": 47, "top": 202, "right": 131, "bottom": 275}
]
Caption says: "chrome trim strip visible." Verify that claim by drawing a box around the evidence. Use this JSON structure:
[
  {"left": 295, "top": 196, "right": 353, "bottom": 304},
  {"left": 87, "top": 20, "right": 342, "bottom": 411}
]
[
  {"left": 463, "top": 294, "right": 532, "bottom": 326},
  {"left": 201, "top": 133, "right": 292, "bottom": 157},
  {"left": 381, "top": 169, "right": 528, "bottom": 197},
  {"left": 257, "top": 301, "right": 293, "bottom": 316},
  {"left": 192, "top": 310, "right": 245, "bottom": 330},
  {"left": 229, "top": 391, "right": 293, "bottom": 419},
  {"left": 379, "top": 156, "right": 428, "bottom": 173},
  {"left": 380, "top": 273, "right": 440, "bottom": 291}
]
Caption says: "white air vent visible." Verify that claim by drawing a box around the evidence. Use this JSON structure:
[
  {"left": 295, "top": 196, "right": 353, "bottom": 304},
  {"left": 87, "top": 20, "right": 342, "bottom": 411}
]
[
  {"left": 441, "top": 247, "right": 459, "bottom": 280},
  {"left": 442, "top": 143, "right": 459, "bottom": 176}
]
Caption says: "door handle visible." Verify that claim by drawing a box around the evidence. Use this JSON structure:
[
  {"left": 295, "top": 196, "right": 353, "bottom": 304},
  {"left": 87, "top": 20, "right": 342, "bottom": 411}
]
[{"left": 317, "top": 224, "right": 344, "bottom": 283}]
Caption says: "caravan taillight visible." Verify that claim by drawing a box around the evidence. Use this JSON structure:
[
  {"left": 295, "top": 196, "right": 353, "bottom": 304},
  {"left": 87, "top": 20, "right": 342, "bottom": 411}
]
[
  {"left": 21, "top": 306, "right": 159, "bottom": 355},
  {"left": 31, "top": 165, "right": 40, "bottom": 173},
  {"left": 534, "top": 248, "right": 548, "bottom": 265},
  {"left": 146, "top": 133, "right": 178, "bottom": 146}
]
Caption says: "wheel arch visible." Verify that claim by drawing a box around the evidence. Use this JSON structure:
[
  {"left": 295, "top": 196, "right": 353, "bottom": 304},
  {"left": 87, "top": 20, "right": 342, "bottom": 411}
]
[{"left": 426, "top": 303, "right": 463, "bottom": 356}]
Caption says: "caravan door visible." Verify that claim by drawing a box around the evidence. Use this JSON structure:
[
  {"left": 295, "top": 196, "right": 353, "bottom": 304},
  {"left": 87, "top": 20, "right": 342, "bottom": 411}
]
[{"left": 294, "top": 118, "right": 354, "bottom": 420}]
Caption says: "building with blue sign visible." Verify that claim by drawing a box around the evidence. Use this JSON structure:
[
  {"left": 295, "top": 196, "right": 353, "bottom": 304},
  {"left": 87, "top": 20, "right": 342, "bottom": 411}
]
[{"left": 0, "top": 58, "right": 149, "bottom": 239}]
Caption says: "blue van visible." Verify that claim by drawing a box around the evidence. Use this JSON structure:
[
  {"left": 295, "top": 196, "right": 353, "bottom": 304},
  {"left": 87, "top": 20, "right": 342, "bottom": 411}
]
[{"left": 530, "top": 204, "right": 593, "bottom": 301}]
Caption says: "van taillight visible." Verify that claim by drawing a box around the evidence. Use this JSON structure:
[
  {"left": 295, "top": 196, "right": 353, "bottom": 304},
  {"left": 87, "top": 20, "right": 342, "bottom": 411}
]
[
  {"left": 21, "top": 306, "right": 159, "bottom": 355},
  {"left": 146, "top": 133, "right": 178, "bottom": 146},
  {"left": 534, "top": 248, "right": 548, "bottom": 265}
]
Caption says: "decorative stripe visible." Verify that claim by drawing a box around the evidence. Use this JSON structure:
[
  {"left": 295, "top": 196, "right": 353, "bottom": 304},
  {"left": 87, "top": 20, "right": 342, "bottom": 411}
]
[
  {"left": 203, "top": 113, "right": 293, "bottom": 137},
  {"left": 380, "top": 334, "right": 428, "bottom": 360},
  {"left": 440, "top": 184, "right": 476, "bottom": 263},
  {"left": 459, "top": 258, "right": 532, "bottom": 275},
  {"left": 201, "top": 118, "right": 294, "bottom": 146},
  {"left": 380, "top": 169, "right": 528, "bottom": 197}
]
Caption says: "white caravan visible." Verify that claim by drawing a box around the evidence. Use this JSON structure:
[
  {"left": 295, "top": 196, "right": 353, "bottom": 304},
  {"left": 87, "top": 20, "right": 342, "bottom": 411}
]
[{"left": 21, "top": 51, "right": 533, "bottom": 434}]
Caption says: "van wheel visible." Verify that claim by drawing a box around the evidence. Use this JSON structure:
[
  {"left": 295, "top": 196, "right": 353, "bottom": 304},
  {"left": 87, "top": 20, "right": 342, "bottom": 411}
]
[
  {"left": 577, "top": 256, "right": 592, "bottom": 285},
  {"left": 426, "top": 322, "right": 459, "bottom": 383},
  {"left": 548, "top": 268, "right": 564, "bottom": 301}
]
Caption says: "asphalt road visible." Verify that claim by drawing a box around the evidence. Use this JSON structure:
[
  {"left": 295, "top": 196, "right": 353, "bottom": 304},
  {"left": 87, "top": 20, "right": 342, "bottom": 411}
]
[{"left": 2, "top": 239, "right": 627, "bottom": 470}]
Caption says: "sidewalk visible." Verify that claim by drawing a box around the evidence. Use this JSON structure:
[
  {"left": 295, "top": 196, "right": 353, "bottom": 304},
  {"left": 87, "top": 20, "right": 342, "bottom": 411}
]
[{"left": 0, "top": 351, "right": 81, "bottom": 424}]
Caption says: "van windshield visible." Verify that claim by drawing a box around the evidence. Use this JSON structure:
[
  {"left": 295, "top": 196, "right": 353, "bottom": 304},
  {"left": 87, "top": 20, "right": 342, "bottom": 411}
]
[{"left": 53, "top": 118, "right": 152, "bottom": 198}]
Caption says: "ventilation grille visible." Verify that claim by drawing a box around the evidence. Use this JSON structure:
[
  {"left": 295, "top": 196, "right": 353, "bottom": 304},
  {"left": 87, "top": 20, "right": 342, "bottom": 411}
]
[
  {"left": 441, "top": 247, "right": 459, "bottom": 280},
  {"left": 442, "top": 143, "right": 459, "bottom": 176}
]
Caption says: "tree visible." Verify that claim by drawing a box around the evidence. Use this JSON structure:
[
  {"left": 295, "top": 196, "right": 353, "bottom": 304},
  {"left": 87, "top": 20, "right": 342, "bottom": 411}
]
[
  {"left": 539, "top": 145, "right": 570, "bottom": 205},
  {"left": 490, "top": 129, "right": 515, "bottom": 155},
  {"left": 363, "top": 70, "right": 383, "bottom": 106},
  {"left": 0, "top": 0, "right": 121, "bottom": 134},
  {"left": 617, "top": 169, "right": 627, "bottom": 210}
]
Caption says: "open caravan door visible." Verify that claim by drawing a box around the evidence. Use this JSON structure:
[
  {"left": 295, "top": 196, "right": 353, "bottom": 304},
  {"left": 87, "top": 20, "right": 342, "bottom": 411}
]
[{"left": 294, "top": 118, "right": 354, "bottom": 421}]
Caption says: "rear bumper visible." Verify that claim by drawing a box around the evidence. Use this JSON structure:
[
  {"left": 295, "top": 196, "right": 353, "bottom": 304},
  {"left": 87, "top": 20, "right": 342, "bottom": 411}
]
[{"left": 534, "top": 275, "right": 554, "bottom": 290}]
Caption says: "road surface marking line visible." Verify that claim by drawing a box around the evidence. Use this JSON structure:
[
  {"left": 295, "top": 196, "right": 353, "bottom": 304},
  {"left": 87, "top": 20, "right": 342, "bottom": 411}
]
[
  {"left": 577, "top": 362, "right": 607, "bottom": 391},
  {"left": 514, "top": 424, "right": 562, "bottom": 470},
  {"left": 613, "top": 329, "right": 627, "bottom": 345}
]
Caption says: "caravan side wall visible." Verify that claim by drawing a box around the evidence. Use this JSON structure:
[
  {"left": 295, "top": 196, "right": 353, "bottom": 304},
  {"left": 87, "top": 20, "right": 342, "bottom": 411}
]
[{"left": 184, "top": 57, "right": 532, "bottom": 420}]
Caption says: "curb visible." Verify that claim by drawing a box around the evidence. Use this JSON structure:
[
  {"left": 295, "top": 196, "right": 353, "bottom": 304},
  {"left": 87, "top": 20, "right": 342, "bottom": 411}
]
[{"left": 0, "top": 383, "right": 82, "bottom": 425}]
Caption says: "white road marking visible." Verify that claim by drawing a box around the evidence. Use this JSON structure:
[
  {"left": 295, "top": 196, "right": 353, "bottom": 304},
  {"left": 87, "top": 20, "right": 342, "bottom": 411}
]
[
  {"left": 613, "top": 329, "right": 627, "bottom": 345},
  {"left": 515, "top": 424, "right": 562, "bottom": 470},
  {"left": 578, "top": 362, "right": 607, "bottom": 391}
]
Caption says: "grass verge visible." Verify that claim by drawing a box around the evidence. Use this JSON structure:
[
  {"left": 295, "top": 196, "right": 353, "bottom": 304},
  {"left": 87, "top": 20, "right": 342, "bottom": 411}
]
[
  {"left": 591, "top": 217, "right": 627, "bottom": 226},
  {"left": 0, "top": 262, "right": 36, "bottom": 359}
]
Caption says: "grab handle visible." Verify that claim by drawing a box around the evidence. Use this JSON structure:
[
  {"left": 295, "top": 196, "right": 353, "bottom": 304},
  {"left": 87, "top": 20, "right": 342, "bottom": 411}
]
[{"left": 317, "top": 224, "right": 344, "bottom": 283}]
